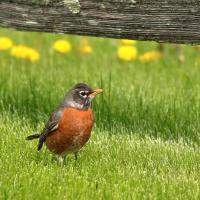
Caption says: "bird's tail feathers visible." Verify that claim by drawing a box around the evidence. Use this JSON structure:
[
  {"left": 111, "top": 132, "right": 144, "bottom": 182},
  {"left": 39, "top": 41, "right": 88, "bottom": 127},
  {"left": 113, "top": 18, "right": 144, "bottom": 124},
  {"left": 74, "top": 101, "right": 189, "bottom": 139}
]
[
  {"left": 37, "top": 136, "right": 45, "bottom": 151},
  {"left": 26, "top": 133, "right": 40, "bottom": 140}
]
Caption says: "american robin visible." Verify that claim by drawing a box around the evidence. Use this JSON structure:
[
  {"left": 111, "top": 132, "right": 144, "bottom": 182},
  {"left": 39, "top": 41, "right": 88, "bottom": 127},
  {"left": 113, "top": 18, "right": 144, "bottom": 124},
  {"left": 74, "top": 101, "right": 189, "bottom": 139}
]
[{"left": 26, "top": 83, "right": 103, "bottom": 160}]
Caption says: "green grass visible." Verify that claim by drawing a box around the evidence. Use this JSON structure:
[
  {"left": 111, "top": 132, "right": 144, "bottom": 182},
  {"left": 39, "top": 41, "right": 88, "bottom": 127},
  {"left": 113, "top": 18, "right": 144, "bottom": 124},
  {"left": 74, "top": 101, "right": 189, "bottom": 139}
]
[{"left": 1, "top": 28, "right": 200, "bottom": 199}]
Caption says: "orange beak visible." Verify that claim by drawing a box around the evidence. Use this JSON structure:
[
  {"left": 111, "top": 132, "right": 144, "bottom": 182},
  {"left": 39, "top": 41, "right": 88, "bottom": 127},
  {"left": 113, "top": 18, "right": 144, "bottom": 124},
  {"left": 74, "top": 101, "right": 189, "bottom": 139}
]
[{"left": 89, "top": 88, "right": 103, "bottom": 98}]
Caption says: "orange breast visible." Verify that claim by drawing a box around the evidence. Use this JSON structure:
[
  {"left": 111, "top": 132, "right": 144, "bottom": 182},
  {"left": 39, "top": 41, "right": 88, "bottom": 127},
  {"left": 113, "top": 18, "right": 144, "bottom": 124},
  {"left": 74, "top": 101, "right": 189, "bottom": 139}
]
[{"left": 45, "top": 108, "right": 94, "bottom": 155}]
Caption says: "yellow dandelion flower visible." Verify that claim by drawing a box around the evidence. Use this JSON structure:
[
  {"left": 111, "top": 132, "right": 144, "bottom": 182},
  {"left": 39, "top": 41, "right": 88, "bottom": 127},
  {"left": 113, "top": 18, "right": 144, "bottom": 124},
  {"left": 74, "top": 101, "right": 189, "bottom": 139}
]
[
  {"left": 0, "top": 37, "right": 13, "bottom": 50},
  {"left": 11, "top": 45, "right": 27, "bottom": 59},
  {"left": 26, "top": 48, "right": 40, "bottom": 62},
  {"left": 195, "top": 45, "right": 200, "bottom": 49},
  {"left": 120, "top": 39, "right": 137, "bottom": 46},
  {"left": 117, "top": 46, "right": 138, "bottom": 61},
  {"left": 78, "top": 45, "right": 92, "bottom": 55},
  {"left": 11, "top": 45, "right": 40, "bottom": 62},
  {"left": 77, "top": 38, "right": 92, "bottom": 55},
  {"left": 139, "top": 51, "right": 162, "bottom": 62},
  {"left": 53, "top": 39, "right": 71, "bottom": 54}
]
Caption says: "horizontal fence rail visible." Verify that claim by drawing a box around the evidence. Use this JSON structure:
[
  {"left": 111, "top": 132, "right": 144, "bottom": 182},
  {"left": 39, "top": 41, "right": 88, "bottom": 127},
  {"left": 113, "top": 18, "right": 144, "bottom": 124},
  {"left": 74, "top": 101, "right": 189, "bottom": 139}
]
[{"left": 0, "top": 0, "right": 200, "bottom": 44}]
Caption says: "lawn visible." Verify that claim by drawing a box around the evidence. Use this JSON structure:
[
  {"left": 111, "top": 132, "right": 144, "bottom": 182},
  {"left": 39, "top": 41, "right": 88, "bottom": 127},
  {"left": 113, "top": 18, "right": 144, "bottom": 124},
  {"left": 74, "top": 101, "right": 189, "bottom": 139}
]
[{"left": 1, "top": 28, "right": 200, "bottom": 199}]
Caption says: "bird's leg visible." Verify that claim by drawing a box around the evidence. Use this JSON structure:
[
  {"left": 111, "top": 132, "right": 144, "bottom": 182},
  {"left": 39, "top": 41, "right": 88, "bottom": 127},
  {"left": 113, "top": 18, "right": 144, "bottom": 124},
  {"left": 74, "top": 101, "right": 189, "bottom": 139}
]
[{"left": 74, "top": 152, "right": 78, "bottom": 161}]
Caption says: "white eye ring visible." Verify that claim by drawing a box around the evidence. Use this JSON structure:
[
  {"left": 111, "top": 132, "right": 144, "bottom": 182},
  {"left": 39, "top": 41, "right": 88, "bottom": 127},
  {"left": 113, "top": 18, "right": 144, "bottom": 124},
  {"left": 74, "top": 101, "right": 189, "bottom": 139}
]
[{"left": 79, "top": 90, "right": 88, "bottom": 98}]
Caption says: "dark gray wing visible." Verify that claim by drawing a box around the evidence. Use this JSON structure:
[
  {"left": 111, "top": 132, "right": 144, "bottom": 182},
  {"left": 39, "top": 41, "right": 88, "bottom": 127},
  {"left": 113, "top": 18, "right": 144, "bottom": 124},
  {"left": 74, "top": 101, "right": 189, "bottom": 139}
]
[{"left": 37, "top": 108, "right": 64, "bottom": 151}]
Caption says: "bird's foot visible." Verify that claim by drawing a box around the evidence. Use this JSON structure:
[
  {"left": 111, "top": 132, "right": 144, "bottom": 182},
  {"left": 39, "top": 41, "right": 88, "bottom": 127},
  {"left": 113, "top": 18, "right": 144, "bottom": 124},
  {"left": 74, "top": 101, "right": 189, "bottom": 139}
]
[{"left": 74, "top": 152, "right": 78, "bottom": 161}]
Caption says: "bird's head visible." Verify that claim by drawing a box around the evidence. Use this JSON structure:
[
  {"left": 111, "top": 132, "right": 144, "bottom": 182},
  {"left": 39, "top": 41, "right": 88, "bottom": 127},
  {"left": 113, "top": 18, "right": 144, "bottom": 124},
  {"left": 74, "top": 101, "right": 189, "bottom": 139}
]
[{"left": 63, "top": 83, "right": 103, "bottom": 110}]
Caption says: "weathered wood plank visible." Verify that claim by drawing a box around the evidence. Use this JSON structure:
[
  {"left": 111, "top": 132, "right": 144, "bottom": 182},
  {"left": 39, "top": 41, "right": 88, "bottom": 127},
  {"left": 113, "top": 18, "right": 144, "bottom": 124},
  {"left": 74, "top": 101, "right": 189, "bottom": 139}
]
[{"left": 0, "top": 0, "right": 200, "bottom": 44}]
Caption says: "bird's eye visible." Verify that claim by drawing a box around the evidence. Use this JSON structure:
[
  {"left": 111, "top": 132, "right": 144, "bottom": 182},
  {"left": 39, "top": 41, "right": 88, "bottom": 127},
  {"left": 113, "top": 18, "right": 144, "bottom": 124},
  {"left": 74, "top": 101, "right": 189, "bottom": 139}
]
[
  {"left": 80, "top": 91, "right": 85, "bottom": 96},
  {"left": 79, "top": 91, "right": 87, "bottom": 97}
]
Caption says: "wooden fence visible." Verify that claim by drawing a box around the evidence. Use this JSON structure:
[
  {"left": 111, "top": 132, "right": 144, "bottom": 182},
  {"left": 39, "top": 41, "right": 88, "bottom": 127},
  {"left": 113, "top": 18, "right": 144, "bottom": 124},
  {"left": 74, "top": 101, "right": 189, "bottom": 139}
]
[{"left": 0, "top": 0, "right": 200, "bottom": 44}]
